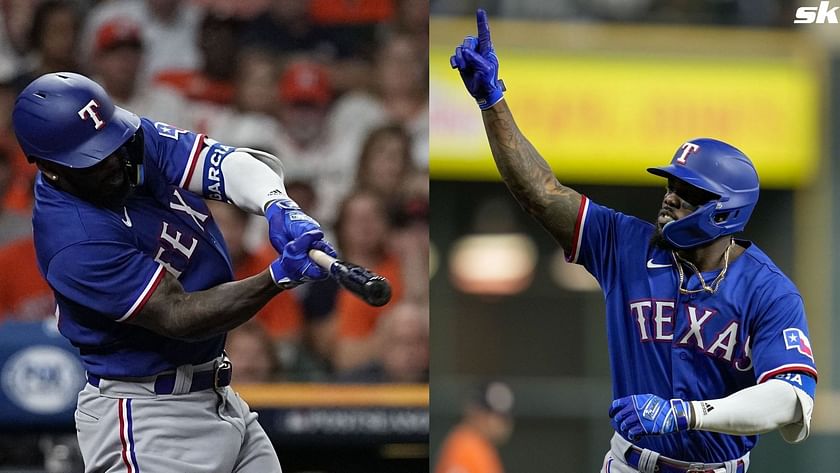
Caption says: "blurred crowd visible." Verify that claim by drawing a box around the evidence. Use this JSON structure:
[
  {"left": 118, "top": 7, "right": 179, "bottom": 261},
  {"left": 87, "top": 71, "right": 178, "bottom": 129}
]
[
  {"left": 431, "top": 0, "right": 801, "bottom": 27},
  {"left": 0, "top": 0, "right": 429, "bottom": 385}
]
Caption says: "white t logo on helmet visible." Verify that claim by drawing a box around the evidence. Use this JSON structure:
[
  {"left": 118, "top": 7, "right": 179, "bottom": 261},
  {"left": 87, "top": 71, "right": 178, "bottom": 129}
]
[
  {"left": 77, "top": 99, "right": 105, "bottom": 130},
  {"left": 676, "top": 142, "right": 700, "bottom": 165}
]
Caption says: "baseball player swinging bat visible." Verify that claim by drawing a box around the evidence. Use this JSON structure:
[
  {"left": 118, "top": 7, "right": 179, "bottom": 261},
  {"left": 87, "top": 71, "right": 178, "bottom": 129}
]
[{"left": 308, "top": 249, "right": 392, "bottom": 307}]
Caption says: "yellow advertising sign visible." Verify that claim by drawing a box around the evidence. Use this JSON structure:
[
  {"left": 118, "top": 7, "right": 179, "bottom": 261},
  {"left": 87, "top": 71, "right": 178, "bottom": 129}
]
[{"left": 430, "top": 21, "right": 822, "bottom": 188}]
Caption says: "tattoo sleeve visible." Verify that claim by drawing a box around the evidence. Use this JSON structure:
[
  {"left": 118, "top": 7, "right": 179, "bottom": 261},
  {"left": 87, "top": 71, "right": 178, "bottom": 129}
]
[
  {"left": 482, "top": 100, "right": 582, "bottom": 250},
  {"left": 130, "top": 269, "right": 282, "bottom": 341}
]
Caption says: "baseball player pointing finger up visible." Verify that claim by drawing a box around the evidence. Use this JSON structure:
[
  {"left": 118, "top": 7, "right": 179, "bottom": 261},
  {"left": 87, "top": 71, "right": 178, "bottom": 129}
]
[
  {"left": 452, "top": 10, "right": 816, "bottom": 473},
  {"left": 12, "top": 72, "right": 338, "bottom": 472}
]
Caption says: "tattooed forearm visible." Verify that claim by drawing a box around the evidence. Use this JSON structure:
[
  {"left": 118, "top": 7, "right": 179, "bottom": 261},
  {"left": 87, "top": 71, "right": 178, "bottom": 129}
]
[{"left": 481, "top": 100, "right": 582, "bottom": 249}]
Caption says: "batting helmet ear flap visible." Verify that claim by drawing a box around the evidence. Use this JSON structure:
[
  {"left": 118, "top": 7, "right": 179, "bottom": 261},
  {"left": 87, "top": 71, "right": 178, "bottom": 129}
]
[{"left": 662, "top": 201, "right": 722, "bottom": 250}]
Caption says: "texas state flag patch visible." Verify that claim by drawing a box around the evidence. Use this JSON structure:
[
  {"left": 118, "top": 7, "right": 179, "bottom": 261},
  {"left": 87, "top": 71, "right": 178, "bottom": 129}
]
[{"left": 783, "top": 328, "right": 814, "bottom": 361}]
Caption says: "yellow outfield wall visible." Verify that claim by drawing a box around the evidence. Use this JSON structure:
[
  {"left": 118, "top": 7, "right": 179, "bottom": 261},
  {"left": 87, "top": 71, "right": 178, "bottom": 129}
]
[{"left": 430, "top": 18, "right": 824, "bottom": 188}]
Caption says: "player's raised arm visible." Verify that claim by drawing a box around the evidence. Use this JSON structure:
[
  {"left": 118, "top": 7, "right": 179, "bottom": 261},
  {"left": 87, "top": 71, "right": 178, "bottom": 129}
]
[
  {"left": 451, "top": 9, "right": 582, "bottom": 250},
  {"left": 483, "top": 101, "right": 582, "bottom": 250}
]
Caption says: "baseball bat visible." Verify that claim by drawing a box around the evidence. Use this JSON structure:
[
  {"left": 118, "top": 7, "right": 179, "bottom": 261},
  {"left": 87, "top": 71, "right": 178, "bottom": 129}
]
[{"left": 308, "top": 249, "right": 392, "bottom": 307}]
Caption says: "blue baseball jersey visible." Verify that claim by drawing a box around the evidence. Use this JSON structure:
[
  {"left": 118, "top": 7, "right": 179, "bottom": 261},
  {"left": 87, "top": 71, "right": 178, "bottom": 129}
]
[
  {"left": 33, "top": 119, "right": 239, "bottom": 378},
  {"left": 567, "top": 196, "right": 818, "bottom": 462}
]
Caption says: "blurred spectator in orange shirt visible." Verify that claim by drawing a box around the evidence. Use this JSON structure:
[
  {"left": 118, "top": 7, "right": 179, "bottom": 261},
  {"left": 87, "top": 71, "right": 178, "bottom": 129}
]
[
  {"left": 356, "top": 125, "right": 428, "bottom": 302},
  {"left": 309, "top": 0, "right": 393, "bottom": 25},
  {"left": 0, "top": 144, "right": 29, "bottom": 243},
  {"left": 435, "top": 382, "right": 516, "bottom": 473},
  {"left": 332, "top": 190, "right": 404, "bottom": 373},
  {"left": 0, "top": 147, "right": 52, "bottom": 321},
  {"left": 0, "top": 237, "right": 54, "bottom": 321},
  {"left": 0, "top": 77, "right": 36, "bottom": 213}
]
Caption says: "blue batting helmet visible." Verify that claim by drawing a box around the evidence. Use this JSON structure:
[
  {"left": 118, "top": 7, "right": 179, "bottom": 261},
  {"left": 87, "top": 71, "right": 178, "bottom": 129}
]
[
  {"left": 647, "top": 138, "right": 760, "bottom": 249},
  {"left": 12, "top": 72, "right": 140, "bottom": 168}
]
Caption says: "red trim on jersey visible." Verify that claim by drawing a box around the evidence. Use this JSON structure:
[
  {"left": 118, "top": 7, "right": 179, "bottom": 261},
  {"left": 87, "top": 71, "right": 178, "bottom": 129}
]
[
  {"left": 757, "top": 364, "right": 818, "bottom": 384},
  {"left": 123, "top": 266, "right": 165, "bottom": 322},
  {"left": 118, "top": 399, "right": 132, "bottom": 473},
  {"left": 565, "top": 196, "right": 589, "bottom": 263},
  {"left": 180, "top": 133, "right": 205, "bottom": 188}
]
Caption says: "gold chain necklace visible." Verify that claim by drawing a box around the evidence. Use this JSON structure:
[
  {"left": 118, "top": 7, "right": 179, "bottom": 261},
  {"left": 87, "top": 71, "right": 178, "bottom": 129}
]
[{"left": 671, "top": 238, "right": 734, "bottom": 295}]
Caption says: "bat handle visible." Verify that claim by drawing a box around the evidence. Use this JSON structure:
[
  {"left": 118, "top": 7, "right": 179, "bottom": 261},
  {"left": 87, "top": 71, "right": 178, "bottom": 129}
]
[{"left": 308, "top": 249, "right": 336, "bottom": 270}]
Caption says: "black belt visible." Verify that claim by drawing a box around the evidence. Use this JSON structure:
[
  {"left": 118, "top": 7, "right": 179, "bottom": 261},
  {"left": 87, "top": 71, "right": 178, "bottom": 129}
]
[
  {"left": 626, "top": 446, "right": 745, "bottom": 473},
  {"left": 87, "top": 359, "right": 232, "bottom": 395}
]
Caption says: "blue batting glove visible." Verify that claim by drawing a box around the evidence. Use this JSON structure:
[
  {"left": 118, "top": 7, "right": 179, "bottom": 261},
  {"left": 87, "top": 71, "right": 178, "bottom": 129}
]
[
  {"left": 269, "top": 230, "right": 331, "bottom": 289},
  {"left": 449, "top": 9, "right": 506, "bottom": 110},
  {"left": 609, "top": 394, "right": 692, "bottom": 441},
  {"left": 265, "top": 197, "right": 336, "bottom": 257}
]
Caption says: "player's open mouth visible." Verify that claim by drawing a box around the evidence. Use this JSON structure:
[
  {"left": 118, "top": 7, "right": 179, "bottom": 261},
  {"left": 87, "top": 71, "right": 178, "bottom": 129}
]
[{"left": 657, "top": 210, "right": 676, "bottom": 227}]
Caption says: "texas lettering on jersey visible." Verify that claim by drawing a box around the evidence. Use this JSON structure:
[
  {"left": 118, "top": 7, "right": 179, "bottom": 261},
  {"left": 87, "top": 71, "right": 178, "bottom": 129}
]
[
  {"left": 147, "top": 189, "right": 210, "bottom": 278},
  {"left": 628, "top": 300, "right": 750, "bottom": 367}
]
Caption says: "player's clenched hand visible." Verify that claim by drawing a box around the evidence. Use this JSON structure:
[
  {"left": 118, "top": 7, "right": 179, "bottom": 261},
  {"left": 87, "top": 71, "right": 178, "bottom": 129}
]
[
  {"left": 265, "top": 197, "right": 337, "bottom": 257},
  {"left": 269, "top": 230, "right": 331, "bottom": 289},
  {"left": 609, "top": 394, "right": 692, "bottom": 441},
  {"left": 450, "top": 9, "right": 506, "bottom": 110}
]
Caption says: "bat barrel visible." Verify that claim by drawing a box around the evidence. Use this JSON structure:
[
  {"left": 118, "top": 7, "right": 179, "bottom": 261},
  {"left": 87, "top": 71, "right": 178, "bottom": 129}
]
[
  {"left": 363, "top": 277, "right": 392, "bottom": 307},
  {"left": 309, "top": 249, "right": 392, "bottom": 307}
]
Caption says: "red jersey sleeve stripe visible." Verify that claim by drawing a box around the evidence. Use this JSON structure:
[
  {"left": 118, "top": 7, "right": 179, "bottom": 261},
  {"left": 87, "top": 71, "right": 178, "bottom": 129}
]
[
  {"left": 757, "top": 364, "right": 818, "bottom": 384},
  {"left": 118, "top": 265, "right": 165, "bottom": 322},
  {"left": 178, "top": 133, "right": 205, "bottom": 188},
  {"left": 565, "top": 196, "right": 589, "bottom": 264}
]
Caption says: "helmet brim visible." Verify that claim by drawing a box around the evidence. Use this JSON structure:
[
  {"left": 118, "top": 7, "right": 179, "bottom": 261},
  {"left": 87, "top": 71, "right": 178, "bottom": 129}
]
[
  {"left": 647, "top": 165, "right": 723, "bottom": 197},
  {"left": 46, "top": 106, "right": 140, "bottom": 169}
]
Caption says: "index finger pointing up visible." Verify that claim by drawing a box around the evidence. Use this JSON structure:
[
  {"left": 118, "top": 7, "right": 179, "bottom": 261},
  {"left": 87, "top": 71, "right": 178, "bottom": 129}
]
[{"left": 476, "top": 9, "right": 492, "bottom": 54}]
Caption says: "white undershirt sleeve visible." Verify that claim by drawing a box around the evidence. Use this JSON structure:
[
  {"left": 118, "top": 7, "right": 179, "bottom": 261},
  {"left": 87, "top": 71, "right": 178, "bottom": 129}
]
[
  {"left": 187, "top": 146, "right": 290, "bottom": 215},
  {"left": 690, "top": 379, "right": 813, "bottom": 443}
]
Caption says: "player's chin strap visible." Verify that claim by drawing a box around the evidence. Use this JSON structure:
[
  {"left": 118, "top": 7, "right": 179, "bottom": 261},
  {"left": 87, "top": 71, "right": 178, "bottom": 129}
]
[{"left": 123, "top": 127, "right": 145, "bottom": 187}]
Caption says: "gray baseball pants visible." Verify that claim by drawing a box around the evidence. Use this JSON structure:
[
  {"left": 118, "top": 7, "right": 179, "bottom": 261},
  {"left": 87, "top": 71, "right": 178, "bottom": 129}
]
[{"left": 75, "top": 359, "right": 280, "bottom": 473}]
